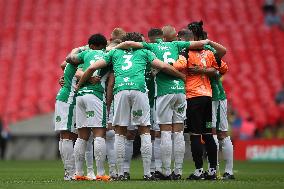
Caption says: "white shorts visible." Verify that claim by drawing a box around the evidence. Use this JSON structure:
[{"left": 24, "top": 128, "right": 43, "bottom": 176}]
[
  {"left": 54, "top": 100, "right": 76, "bottom": 132},
  {"left": 156, "top": 93, "right": 187, "bottom": 125},
  {"left": 212, "top": 99, "right": 229, "bottom": 131},
  {"left": 108, "top": 101, "right": 138, "bottom": 130},
  {"left": 113, "top": 90, "right": 150, "bottom": 126},
  {"left": 76, "top": 94, "right": 107, "bottom": 128}
]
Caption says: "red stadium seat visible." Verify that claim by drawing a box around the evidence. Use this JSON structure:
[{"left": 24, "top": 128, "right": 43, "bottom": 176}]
[{"left": 1, "top": 0, "right": 283, "bottom": 129}]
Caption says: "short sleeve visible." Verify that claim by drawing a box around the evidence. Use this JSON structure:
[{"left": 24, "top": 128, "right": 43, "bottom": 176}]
[
  {"left": 77, "top": 50, "right": 88, "bottom": 62},
  {"left": 77, "top": 63, "right": 84, "bottom": 69},
  {"left": 204, "top": 44, "right": 217, "bottom": 54},
  {"left": 175, "top": 41, "right": 191, "bottom": 52},
  {"left": 145, "top": 50, "right": 157, "bottom": 63},
  {"left": 103, "top": 50, "right": 114, "bottom": 64},
  {"left": 141, "top": 42, "right": 152, "bottom": 50}
]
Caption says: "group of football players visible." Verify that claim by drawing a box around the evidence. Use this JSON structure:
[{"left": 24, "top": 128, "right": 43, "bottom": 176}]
[{"left": 54, "top": 21, "right": 234, "bottom": 181}]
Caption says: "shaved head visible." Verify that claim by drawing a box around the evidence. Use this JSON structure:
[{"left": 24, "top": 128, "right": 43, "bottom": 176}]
[
  {"left": 111, "top": 27, "right": 126, "bottom": 41},
  {"left": 162, "top": 25, "right": 177, "bottom": 42}
]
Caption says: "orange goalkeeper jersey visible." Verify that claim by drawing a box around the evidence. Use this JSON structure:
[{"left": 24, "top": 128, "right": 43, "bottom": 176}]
[{"left": 173, "top": 50, "right": 228, "bottom": 99}]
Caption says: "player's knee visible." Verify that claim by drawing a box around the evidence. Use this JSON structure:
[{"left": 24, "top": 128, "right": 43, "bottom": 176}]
[
  {"left": 155, "top": 131, "right": 161, "bottom": 138},
  {"left": 126, "top": 129, "right": 137, "bottom": 140},
  {"left": 106, "top": 130, "right": 115, "bottom": 140}
]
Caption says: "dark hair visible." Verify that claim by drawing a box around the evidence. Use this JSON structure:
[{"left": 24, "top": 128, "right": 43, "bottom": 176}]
[
  {"left": 148, "top": 28, "right": 163, "bottom": 38},
  {"left": 88, "top": 34, "right": 107, "bottom": 48},
  {"left": 177, "top": 29, "right": 193, "bottom": 41},
  {"left": 121, "top": 32, "right": 143, "bottom": 42},
  {"left": 202, "top": 31, "right": 208, "bottom": 39},
  {"left": 188, "top": 21, "right": 204, "bottom": 40}
]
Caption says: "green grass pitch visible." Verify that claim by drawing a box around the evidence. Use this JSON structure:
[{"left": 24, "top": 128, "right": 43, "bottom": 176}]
[{"left": 0, "top": 159, "right": 283, "bottom": 189}]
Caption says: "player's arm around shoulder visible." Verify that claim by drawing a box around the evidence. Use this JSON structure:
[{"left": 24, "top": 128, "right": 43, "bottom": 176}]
[
  {"left": 208, "top": 40, "right": 227, "bottom": 58},
  {"left": 115, "top": 41, "right": 143, "bottom": 49},
  {"left": 66, "top": 46, "right": 88, "bottom": 65},
  {"left": 76, "top": 59, "right": 108, "bottom": 90},
  {"left": 106, "top": 71, "right": 114, "bottom": 113},
  {"left": 75, "top": 68, "right": 84, "bottom": 80},
  {"left": 151, "top": 58, "right": 186, "bottom": 82}
]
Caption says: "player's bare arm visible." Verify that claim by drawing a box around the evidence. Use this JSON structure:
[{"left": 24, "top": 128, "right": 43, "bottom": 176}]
[
  {"left": 76, "top": 59, "right": 108, "bottom": 90},
  {"left": 66, "top": 54, "right": 82, "bottom": 65},
  {"left": 106, "top": 71, "right": 114, "bottom": 113},
  {"left": 75, "top": 68, "right": 84, "bottom": 80},
  {"left": 188, "top": 66, "right": 219, "bottom": 77},
  {"left": 208, "top": 40, "right": 227, "bottom": 58},
  {"left": 75, "top": 68, "right": 101, "bottom": 85},
  {"left": 115, "top": 41, "right": 143, "bottom": 49},
  {"left": 152, "top": 59, "right": 186, "bottom": 82},
  {"left": 188, "top": 39, "right": 210, "bottom": 49},
  {"left": 60, "top": 61, "right": 67, "bottom": 71},
  {"left": 65, "top": 47, "right": 85, "bottom": 65}
]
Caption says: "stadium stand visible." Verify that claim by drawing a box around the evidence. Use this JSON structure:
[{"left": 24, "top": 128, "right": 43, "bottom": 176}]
[{"left": 0, "top": 0, "right": 283, "bottom": 130}]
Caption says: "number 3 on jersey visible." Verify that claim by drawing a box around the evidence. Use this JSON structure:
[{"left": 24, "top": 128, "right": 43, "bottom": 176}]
[
  {"left": 163, "top": 52, "right": 175, "bottom": 64},
  {"left": 122, "top": 55, "right": 133, "bottom": 70}
]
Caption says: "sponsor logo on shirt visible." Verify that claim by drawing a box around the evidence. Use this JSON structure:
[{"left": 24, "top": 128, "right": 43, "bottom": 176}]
[{"left": 158, "top": 46, "right": 170, "bottom": 51}]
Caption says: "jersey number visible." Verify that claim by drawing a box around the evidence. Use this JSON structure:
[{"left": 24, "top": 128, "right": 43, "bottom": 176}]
[
  {"left": 122, "top": 55, "right": 133, "bottom": 70},
  {"left": 163, "top": 52, "right": 175, "bottom": 64}
]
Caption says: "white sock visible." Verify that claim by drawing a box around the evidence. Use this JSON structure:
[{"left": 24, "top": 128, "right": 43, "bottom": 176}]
[
  {"left": 106, "top": 130, "right": 116, "bottom": 176},
  {"left": 124, "top": 139, "right": 134, "bottom": 173},
  {"left": 160, "top": 131, "right": 172, "bottom": 176},
  {"left": 85, "top": 135, "right": 94, "bottom": 175},
  {"left": 208, "top": 135, "right": 219, "bottom": 170},
  {"left": 93, "top": 137, "right": 106, "bottom": 176},
  {"left": 220, "top": 136, "right": 234, "bottom": 175},
  {"left": 114, "top": 134, "right": 126, "bottom": 176},
  {"left": 74, "top": 138, "right": 87, "bottom": 176},
  {"left": 154, "top": 138, "right": 162, "bottom": 172},
  {"left": 140, "top": 133, "right": 152, "bottom": 176},
  {"left": 59, "top": 140, "right": 65, "bottom": 169},
  {"left": 150, "top": 140, "right": 155, "bottom": 173},
  {"left": 62, "top": 139, "right": 75, "bottom": 176},
  {"left": 173, "top": 132, "right": 185, "bottom": 175}
]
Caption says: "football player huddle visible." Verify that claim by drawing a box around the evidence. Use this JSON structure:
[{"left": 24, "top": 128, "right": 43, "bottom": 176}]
[{"left": 54, "top": 21, "right": 234, "bottom": 181}]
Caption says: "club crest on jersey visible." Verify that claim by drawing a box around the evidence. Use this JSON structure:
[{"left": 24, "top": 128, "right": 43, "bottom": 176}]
[
  {"left": 86, "top": 111, "right": 95, "bottom": 118},
  {"left": 133, "top": 110, "right": 143, "bottom": 117},
  {"left": 56, "top": 116, "right": 61, "bottom": 122}
]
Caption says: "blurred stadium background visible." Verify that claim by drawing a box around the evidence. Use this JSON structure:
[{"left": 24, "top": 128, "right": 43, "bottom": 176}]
[{"left": 0, "top": 0, "right": 284, "bottom": 162}]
